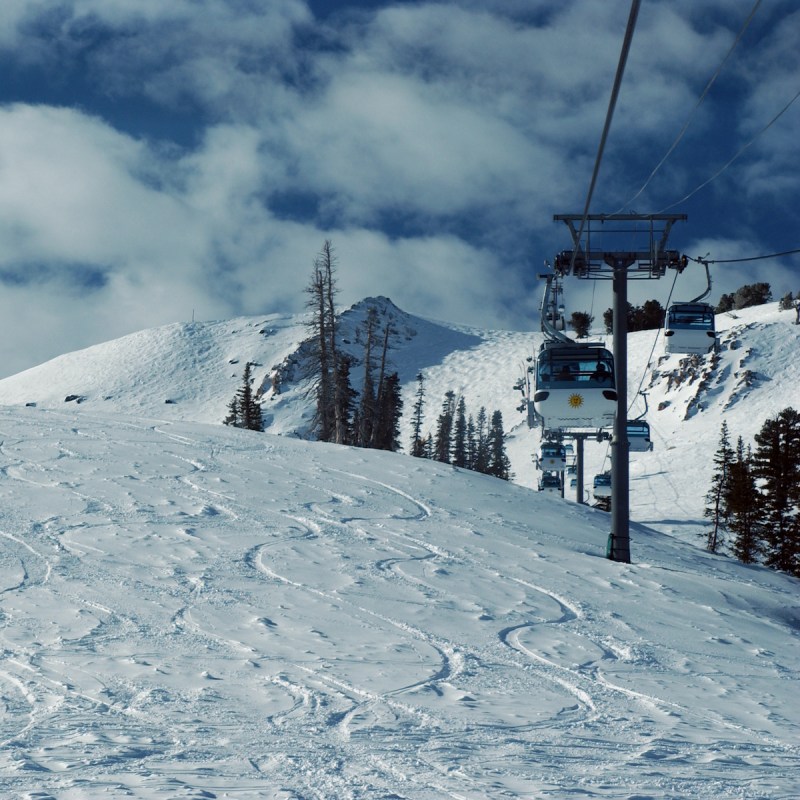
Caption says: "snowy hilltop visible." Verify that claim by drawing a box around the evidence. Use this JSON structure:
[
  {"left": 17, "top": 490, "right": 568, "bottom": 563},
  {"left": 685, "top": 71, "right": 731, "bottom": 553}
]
[
  {"left": 0, "top": 297, "right": 797, "bottom": 542},
  {"left": 0, "top": 299, "right": 798, "bottom": 797}
]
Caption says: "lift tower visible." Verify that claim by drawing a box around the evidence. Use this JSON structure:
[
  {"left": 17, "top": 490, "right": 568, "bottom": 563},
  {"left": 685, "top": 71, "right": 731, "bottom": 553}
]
[{"left": 552, "top": 213, "right": 687, "bottom": 563}]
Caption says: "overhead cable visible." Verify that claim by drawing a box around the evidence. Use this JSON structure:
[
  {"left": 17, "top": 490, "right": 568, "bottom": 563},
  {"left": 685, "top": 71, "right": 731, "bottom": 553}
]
[
  {"left": 612, "top": 0, "right": 762, "bottom": 214},
  {"left": 688, "top": 247, "right": 800, "bottom": 265},
  {"left": 568, "top": 0, "right": 641, "bottom": 272},
  {"left": 628, "top": 269, "right": 679, "bottom": 414},
  {"left": 659, "top": 84, "right": 800, "bottom": 212}
]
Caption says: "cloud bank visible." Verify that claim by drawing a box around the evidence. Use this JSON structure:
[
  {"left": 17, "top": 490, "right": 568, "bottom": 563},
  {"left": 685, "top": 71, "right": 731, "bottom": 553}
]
[{"left": 0, "top": 0, "right": 798, "bottom": 375}]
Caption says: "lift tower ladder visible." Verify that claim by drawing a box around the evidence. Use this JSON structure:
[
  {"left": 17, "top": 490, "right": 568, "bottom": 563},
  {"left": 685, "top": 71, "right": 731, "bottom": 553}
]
[{"left": 552, "top": 213, "right": 687, "bottom": 563}]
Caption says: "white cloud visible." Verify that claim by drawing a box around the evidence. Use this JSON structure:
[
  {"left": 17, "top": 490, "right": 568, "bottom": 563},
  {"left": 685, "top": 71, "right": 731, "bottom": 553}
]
[
  {"left": 322, "top": 228, "right": 534, "bottom": 329},
  {"left": 0, "top": 105, "right": 202, "bottom": 265},
  {"left": 0, "top": 0, "right": 797, "bottom": 376},
  {"left": 274, "top": 69, "right": 560, "bottom": 227}
]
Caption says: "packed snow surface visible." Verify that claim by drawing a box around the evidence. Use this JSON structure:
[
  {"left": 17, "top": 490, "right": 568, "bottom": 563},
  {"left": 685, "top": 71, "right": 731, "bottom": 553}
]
[{"left": 0, "top": 300, "right": 799, "bottom": 797}]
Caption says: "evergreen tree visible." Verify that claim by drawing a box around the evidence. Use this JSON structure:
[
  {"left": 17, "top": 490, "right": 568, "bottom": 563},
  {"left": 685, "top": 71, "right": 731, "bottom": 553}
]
[
  {"left": 486, "top": 410, "right": 512, "bottom": 480},
  {"left": 752, "top": 407, "right": 800, "bottom": 575},
  {"left": 640, "top": 299, "right": 665, "bottom": 329},
  {"left": 305, "top": 242, "right": 337, "bottom": 441},
  {"left": 321, "top": 241, "right": 348, "bottom": 445},
  {"left": 473, "top": 406, "right": 489, "bottom": 474},
  {"left": 716, "top": 293, "right": 735, "bottom": 313},
  {"left": 222, "top": 396, "right": 240, "bottom": 427},
  {"left": 704, "top": 421, "right": 734, "bottom": 553},
  {"left": 734, "top": 282, "right": 772, "bottom": 310},
  {"left": 569, "top": 311, "right": 593, "bottom": 339},
  {"left": 434, "top": 391, "right": 456, "bottom": 463},
  {"left": 410, "top": 373, "right": 427, "bottom": 457},
  {"left": 334, "top": 354, "right": 357, "bottom": 445},
  {"left": 466, "top": 414, "right": 477, "bottom": 470},
  {"left": 727, "top": 438, "right": 762, "bottom": 565},
  {"left": 779, "top": 291, "right": 795, "bottom": 311},
  {"left": 224, "top": 362, "right": 262, "bottom": 431},
  {"left": 452, "top": 396, "right": 468, "bottom": 467},
  {"left": 240, "top": 362, "right": 263, "bottom": 431},
  {"left": 716, "top": 282, "right": 772, "bottom": 312},
  {"left": 604, "top": 300, "right": 665, "bottom": 333},
  {"left": 357, "top": 308, "right": 378, "bottom": 447},
  {"left": 370, "top": 321, "right": 393, "bottom": 449},
  {"left": 603, "top": 307, "right": 614, "bottom": 335},
  {"left": 373, "top": 372, "right": 403, "bottom": 451}
]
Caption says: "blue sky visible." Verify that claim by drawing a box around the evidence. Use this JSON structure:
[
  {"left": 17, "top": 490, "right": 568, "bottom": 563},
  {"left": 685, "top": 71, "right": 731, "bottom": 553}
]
[{"left": 0, "top": 0, "right": 798, "bottom": 376}]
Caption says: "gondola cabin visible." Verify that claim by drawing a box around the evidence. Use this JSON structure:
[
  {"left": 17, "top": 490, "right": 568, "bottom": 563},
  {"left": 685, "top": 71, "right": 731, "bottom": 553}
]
[
  {"left": 569, "top": 477, "right": 578, "bottom": 489},
  {"left": 664, "top": 302, "right": 716, "bottom": 355},
  {"left": 534, "top": 342, "right": 617, "bottom": 430},
  {"left": 538, "top": 474, "right": 562, "bottom": 494},
  {"left": 626, "top": 420, "right": 654, "bottom": 452},
  {"left": 593, "top": 472, "right": 611, "bottom": 498},
  {"left": 538, "top": 442, "right": 567, "bottom": 471}
]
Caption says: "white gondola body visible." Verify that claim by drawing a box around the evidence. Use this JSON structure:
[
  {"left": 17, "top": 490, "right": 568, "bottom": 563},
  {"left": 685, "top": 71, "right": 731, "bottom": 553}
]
[
  {"left": 538, "top": 443, "right": 567, "bottom": 471},
  {"left": 534, "top": 344, "right": 617, "bottom": 430},
  {"left": 593, "top": 473, "right": 612, "bottom": 498},
  {"left": 627, "top": 420, "right": 654, "bottom": 452},
  {"left": 538, "top": 474, "right": 562, "bottom": 494},
  {"left": 664, "top": 302, "right": 717, "bottom": 355}
]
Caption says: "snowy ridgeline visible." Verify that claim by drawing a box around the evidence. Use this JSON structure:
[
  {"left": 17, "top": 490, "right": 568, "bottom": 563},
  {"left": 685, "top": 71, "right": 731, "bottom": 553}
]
[
  {"left": 0, "top": 298, "right": 798, "bottom": 534},
  {"left": 0, "top": 406, "right": 798, "bottom": 798}
]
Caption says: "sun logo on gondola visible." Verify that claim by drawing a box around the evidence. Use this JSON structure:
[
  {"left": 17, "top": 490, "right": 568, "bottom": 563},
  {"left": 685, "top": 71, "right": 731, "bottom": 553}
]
[{"left": 568, "top": 393, "right": 584, "bottom": 408}]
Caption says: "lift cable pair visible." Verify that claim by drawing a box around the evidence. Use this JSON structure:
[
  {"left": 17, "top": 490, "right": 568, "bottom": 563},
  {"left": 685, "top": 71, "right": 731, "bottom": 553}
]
[
  {"left": 659, "top": 84, "right": 800, "bottom": 214},
  {"left": 613, "top": 0, "right": 763, "bottom": 215}
]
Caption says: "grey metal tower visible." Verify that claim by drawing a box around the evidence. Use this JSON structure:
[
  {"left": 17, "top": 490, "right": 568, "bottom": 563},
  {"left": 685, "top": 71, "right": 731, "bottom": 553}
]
[{"left": 551, "top": 213, "right": 687, "bottom": 563}]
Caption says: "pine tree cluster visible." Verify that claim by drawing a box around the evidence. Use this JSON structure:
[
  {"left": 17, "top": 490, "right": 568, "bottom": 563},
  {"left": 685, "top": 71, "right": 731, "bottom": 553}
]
[
  {"left": 304, "top": 241, "right": 403, "bottom": 451},
  {"left": 704, "top": 408, "right": 800, "bottom": 577},
  {"left": 602, "top": 300, "right": 665, "bottom": 334},
  {"left": 716, "top": 282, "right": 772, "bottom": 313},
  {"left": 221, "top": 240, "right": 509, "bottom": 477},
  {"left": 409, "top": 375, "right": 512, "bottom": 481}
]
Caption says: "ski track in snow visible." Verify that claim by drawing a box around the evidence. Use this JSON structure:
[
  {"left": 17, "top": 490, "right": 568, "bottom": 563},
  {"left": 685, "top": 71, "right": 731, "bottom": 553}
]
[{"left": 1, "top": 303, "right": 800, "bottom": 797}]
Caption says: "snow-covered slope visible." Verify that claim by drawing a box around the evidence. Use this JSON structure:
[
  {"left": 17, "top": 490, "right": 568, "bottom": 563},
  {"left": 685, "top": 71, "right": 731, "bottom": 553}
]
[
  {"left": 0, "top": 313, "right": 308, "bottom": 430},
  {"left": 0, "top": 299, "right": 797, "bottom": 543},
  {"left": 0, "top": 298, "right": 492, "bottom": 434},
  {"left": 620, "top": 304, "right": 800, "bottom": 541},
  {"left": 0, "top": 406, "right": 798, "bottom": 798}
]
